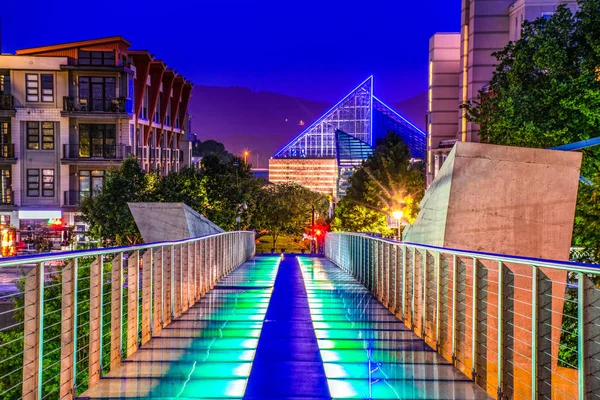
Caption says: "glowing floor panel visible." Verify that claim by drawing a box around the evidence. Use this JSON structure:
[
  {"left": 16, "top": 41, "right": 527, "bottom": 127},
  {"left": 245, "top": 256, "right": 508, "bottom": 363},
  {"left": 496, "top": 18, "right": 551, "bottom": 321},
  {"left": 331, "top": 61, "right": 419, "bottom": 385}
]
[
  {"left": 299, "top": 257, "right": 491, "bottom": 400},
  {"left": 79, "top": 256, "right": 280, "bottom": 400}
]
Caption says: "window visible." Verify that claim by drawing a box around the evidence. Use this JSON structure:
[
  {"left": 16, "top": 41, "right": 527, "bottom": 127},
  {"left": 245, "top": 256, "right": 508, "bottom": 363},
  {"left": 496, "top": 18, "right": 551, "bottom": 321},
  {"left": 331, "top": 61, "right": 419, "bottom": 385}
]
[
  {"left": 42, "top": 169, "right": 55, "bottom": 197},
  {"left": 78, "top": 50, "right": 115, "bottom": 66},
  {"left": 41, "top": 122, "right": 55, "bottom": 150},
  {"left": 0, "top": 168, "right": 11, "bottom": 205},
  {"left": 79, "top": 170, "right": 105, "bottom": 198},
  {"left": 26, "top": 122, "right": 40, "bottom": 150},
  {"left": 26, "top": 74, "right": 39, "bottom": 102},
  {"left": 26, "top": 122, "right": 54, "bottom": 150},
  {"left": 41, "top": 74, "right": 54, "bottom": 102},
  {"left": 27, "top": 169, "right": 40, "bottom": 197},
  {"left": 79, "top": 124, "right": 117, "bottom": 158}
]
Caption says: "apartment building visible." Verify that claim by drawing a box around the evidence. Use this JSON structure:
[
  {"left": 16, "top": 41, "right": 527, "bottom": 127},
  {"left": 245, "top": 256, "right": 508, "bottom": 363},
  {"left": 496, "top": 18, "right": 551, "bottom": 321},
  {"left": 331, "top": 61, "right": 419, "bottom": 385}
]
[
  {"left": 0, "top": 36, "right": 193, "bottom": 239},
  {"left": 426, "top": 0, "right": 578, "bottom": 186}
]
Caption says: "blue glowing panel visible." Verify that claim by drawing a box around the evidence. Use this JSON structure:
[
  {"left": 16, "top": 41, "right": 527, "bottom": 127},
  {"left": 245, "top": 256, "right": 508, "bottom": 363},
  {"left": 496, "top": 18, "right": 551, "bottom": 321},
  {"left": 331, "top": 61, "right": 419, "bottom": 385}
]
[
  {"left": 372, "top": 96, "right": 426, "bottom": 160},
  {"left": 274, "top": 77, "right": 373, "bottom": 159}
]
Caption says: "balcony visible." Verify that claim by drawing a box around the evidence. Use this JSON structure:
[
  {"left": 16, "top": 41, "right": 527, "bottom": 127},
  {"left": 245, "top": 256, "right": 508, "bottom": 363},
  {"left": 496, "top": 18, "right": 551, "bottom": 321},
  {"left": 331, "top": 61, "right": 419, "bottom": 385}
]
[
  {"left": 0, "top": 94, "right": 15, "bottom": 117},
  {"left": 62, "top": 144, "right": 131, "bottom": 164},
  {"left": 62, "top": 96, "right": 132, "bottom": 117},
  {"left": 0, "top": 144, "right": 17, "bottom": 164}
]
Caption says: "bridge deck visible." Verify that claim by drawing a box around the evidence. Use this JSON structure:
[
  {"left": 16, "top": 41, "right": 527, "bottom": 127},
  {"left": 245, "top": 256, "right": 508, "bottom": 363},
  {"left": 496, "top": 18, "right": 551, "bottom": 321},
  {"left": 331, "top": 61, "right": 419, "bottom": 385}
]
[{"left": 79, "top": 256, "right": 489, "bottom": 399}]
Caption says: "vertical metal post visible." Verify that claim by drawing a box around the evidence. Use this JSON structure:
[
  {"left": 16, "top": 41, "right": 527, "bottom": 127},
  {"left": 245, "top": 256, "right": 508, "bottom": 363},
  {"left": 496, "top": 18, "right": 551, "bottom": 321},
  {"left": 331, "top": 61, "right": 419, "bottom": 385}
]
[
  {"left": 451, "top": 254, "right": 457, "bottom": 364},
  {"left": 497, "top": 261, "right": 504, "bottom": 398},
  {"left": 471, "top": 257, "right": 478, "bottom": 381},
  {"left": 412, "top": 248, "right": 416, "bottom": 328},
  {"left": 578, "top": 271, "right": 585, "bottom": 400},
  {"left": 531, "top": 265, "right": 538, "bottom": 399},
  {"left": 98, "top": 256, "right": 104, "bottom": 374},
  {"left": 160, "top": 247, "right": 164, "bottom": 326},
  {"left": 179, "top": 244, "right": 183, "bottom": 313},
  {"left": 422, "top": 250, "right": 427, "bottom": 338},
  {"left": 72, "top": 258, "right": 79, "bottom": 392},
  {"left": 170, "top": 245, "right": 175, "bottom": 318},
  {"left": 194, "top": 240, "right": 198, "bottom": 301},
  {"left": 37, "top": 261, "right": 45, "bottom": 400},
  {"left": 401, "top": 245, "right": 407, "bottom": 321},
  {"left": 149, "top": 249, "right": 154, "bottom": 336},
  {"left": 435, "top": 252, "right": 441, "bottom": 349},
  {"left": 119, "top": 254, "right": 124, "bottom": 359}
]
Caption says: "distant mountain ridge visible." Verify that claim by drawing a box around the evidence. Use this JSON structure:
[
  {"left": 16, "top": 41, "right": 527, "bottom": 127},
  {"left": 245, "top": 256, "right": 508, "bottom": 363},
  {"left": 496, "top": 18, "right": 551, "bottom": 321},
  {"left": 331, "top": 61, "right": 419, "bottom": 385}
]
[{"left": 188, "top": 86, "right": 427, "bottom": 168}]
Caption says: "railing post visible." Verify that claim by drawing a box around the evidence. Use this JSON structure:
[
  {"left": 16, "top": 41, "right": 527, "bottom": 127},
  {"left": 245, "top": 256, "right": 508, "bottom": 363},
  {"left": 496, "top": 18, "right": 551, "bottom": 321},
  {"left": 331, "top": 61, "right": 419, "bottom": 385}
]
[
  {"left": 471, "top": 257, "right": 478, "bottom": 381},
  {"left": 110, "top": 254, "right": 123, "bottom": 369},
  {"left": 578, "top": 272, "right": 585, "bottom": 400},
  {"left": 141, "top": 251, "right": 152, "bottom": 345},
  {"left": 89, "top": 256, "right": 103, "bottom": 386},
  {"left": 435, "top": 252, "right": 441, "bottom": 349},
  {"left": 59, "top": 259, "right": 76, "bottom": 399},
  {"left": 531, "top": 265, "right": 538, "bottom": 399},
  {"left": 451, "top": 254, "right": 458, "bottom": 365},
  {"left": 401, "top": 245, "right": 407, "bottom": 322},
  {"left": 422, "top": 250, "right": 428, "bottom": 340},
  {"left": 412, "top": 248, "right": 416, "bottom": 329},
  {"left": 153, "top": 248, "right": 163, "bottom": 335},
  {"left": 127, "top": 251, "right": 139, "bottom": 357},
  {"left": 170, "top": 245, "right": 175, "bottom": 319},
  {"left": 497, "top": 261, "right": 504, "bottom": 399},
  {"left": 194, "top": 240, "right": 198, "bottom": 301}
]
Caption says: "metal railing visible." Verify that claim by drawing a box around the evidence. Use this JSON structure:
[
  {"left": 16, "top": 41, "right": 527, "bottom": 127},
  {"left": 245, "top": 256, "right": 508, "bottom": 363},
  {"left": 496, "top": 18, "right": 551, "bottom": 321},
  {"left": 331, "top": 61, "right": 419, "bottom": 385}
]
[
  {"left": 0, "top": 231, "right": 255, "bottom": 400},
  {"left": 62, "top": 96, "right": 127, "bottom": 113},
  {"left": 62, "top": 144, "right": 130, "bottom": 160},
  {"left": 325, "top": 232, "right": 600, "bottom": 400}
]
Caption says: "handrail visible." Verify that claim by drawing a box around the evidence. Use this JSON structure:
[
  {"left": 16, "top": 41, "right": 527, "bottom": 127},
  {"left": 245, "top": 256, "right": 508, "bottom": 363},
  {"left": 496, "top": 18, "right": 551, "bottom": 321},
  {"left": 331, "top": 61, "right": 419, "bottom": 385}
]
[
  {"left": 0, "top": 231, "right": 255, "bottom": 400},
  {"left": 325, "top": 232, "right": 600, "bottom": 400},
  {"left": 339, "top": 232, "right": 600, "bottom": 273}
]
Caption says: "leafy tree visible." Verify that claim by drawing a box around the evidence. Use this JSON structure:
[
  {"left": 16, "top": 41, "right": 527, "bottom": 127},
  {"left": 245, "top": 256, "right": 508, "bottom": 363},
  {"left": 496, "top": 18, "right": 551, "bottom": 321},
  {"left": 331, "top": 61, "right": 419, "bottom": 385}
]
[
  {"left": 332, "top": 132, "right": 425, "bottom": 233},
  {"left": 80, "top": 157, "right": 157, "bottom": 246},
  {"left": 463, "top": 1, "right": 600, "bottom": 259},
  {"left": 255, "top": 183, "right": 328, "bottom": 250},
  {"left": 192, "top": 139, "right": 233, "bottom": 161}
]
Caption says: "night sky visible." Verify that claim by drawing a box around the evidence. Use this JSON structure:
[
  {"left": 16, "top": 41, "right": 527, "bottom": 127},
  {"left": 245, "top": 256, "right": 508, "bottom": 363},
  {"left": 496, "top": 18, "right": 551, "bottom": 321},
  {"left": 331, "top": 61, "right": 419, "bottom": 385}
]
[{"left": 1, "top": 0, "right": 460, "bottom": 104}]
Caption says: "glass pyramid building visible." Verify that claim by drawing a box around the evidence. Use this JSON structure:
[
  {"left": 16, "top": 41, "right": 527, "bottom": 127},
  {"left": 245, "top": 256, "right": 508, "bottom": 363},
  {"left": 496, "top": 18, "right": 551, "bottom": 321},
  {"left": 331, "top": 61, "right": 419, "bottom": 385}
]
[
  {"left": 274, "top": 76, "right": 426, "bottom": 160},
  {"left": 270, "top": 77, "right": 426, "bottom": 198}
]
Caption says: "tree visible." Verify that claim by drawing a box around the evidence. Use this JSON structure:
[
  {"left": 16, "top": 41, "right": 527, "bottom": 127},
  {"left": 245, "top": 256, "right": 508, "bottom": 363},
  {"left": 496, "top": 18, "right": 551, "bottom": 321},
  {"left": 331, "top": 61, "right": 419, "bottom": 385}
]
[
  {"left": 332, "top": 132, "right": 425, "bottom": 233},
  {"left": 255, "top": 183, "right": 328, "bottom": 250},
  {"left": 192, "top": 139, "right": 233, "bottom": 161},
  {"left": 463, "top": 1, "right": 600, "bottom": 258},
  {"left": 79, "top": 157, "right": 157, "bottom": 245}
]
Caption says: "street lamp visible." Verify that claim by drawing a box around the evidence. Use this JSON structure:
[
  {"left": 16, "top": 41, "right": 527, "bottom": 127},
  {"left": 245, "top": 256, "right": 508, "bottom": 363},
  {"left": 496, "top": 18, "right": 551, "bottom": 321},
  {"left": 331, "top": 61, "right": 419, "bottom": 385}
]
[
  {"left": 391, "top": 210, "right": 403, "bottom": 241},
  {"left": 243, "top": 150, "right": 249, "bottom": 164}
]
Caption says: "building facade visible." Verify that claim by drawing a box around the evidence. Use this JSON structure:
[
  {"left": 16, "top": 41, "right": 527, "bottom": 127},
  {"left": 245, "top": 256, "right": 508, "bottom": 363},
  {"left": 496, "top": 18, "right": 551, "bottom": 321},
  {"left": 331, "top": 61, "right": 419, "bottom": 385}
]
[
  {"left": 0, "top": 36, "right": 193, "bottom": 246},
  {"left": 270, "top": 76, "right": 426, "bottom": 198},
  {"left": 426, "top": 0, "right": 578, "bottom": 186}
]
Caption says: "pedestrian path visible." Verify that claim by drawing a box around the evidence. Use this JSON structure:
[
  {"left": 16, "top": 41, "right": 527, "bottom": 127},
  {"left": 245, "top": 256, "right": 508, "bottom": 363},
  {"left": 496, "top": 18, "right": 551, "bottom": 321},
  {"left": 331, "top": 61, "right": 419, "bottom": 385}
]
[{"left": 79, "top": 255, "right": 489, "bottom": 399}]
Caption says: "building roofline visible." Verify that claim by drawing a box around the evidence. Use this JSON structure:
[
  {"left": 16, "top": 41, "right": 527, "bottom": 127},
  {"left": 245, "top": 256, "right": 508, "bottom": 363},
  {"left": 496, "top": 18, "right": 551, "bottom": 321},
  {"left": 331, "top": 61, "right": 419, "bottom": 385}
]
[{"left": 16, "top": 36, "right": 131, "bottom": 55}]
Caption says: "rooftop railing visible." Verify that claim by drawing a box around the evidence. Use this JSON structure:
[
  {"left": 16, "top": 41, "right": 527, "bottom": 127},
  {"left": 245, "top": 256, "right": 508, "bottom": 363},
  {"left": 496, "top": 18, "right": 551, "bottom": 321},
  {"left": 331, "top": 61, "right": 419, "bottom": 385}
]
[
  {"left": 325, "top": 232, "right": 600, "bottom": 400},
  {"left": 0, "top": 231, "right": 255, "bottom": 399}
]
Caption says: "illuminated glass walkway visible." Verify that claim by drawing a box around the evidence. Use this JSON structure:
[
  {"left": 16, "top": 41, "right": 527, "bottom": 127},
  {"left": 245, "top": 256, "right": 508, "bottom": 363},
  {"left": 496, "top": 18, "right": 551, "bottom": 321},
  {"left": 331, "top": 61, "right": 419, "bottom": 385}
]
[{"left": 80, "top": 256, "right": 489, "bottom": 399}]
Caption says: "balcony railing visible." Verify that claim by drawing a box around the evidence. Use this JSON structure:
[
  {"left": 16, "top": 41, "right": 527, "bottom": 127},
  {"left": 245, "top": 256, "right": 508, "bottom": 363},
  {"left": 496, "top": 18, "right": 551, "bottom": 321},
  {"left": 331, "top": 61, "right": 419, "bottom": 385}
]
[
  {"left": 0, "top": 94, "right": 14, "bottom": 111},
  {"left": 63, "top": 96, "right": 128, "bottom": 113},
  {"left": 63, "top": 190, "right": 87, "bottom": 206},
  {"left": 0, "top": 144, "right": 15, "bottom": 159},
  {"left": 63, "top": 144, "right": 130, "bottom": 160}
]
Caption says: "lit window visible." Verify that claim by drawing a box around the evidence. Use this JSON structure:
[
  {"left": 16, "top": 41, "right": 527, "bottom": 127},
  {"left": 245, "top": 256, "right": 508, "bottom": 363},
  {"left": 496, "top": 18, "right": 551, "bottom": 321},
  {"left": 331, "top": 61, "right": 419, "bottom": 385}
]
[
  {"left": 26, "top": 169, "right": 40, "bottom": 197},
  {"left": 25, "top": 74, "right": 39, "bottom": 102},
  {"left": 26, "top": 122, "right": 40, "bottom": 150},
  {"left": 42, "top": 169, "right": 55, "bottom": 197}
]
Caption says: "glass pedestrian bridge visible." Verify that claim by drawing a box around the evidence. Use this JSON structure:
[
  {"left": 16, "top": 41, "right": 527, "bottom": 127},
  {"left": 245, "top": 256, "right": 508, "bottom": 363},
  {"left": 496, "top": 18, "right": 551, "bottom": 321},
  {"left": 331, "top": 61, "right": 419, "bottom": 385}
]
[{"left": 0, "top": 231, "right": 597, "bottom": 399}]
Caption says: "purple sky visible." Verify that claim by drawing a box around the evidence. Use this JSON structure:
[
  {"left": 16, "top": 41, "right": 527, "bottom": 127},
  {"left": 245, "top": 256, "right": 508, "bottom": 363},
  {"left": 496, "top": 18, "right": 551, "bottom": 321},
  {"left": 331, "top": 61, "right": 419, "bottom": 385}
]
[{"left": 1, "top": 0, "right": 461, "bottom": 104}]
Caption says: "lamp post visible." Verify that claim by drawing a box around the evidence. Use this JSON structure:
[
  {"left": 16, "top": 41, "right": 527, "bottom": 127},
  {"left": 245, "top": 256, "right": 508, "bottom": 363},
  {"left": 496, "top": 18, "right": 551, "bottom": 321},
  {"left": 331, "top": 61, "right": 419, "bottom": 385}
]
[
  {"left": 392, "top": 210, "right": 403, "bottom": 241},
  {"left": 243, "top": 150, "right": 249, "bottom": 164}
]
